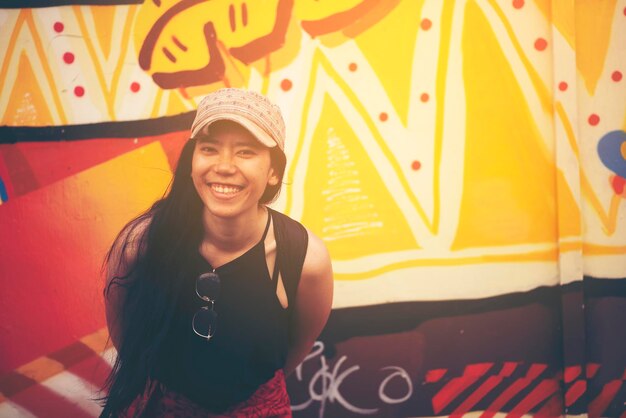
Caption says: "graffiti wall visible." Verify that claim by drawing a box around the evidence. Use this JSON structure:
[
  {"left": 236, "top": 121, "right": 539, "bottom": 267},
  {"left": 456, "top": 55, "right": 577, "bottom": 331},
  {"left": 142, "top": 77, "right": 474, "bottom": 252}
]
[{"left": 1, "top": 0, "right": 625, "bottom": 416}]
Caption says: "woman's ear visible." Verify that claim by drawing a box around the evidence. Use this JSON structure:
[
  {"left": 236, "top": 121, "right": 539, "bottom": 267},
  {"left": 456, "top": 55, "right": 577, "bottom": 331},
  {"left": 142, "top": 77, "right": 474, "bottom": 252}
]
[{"left": 267, "top": 168, "right": 280, "bottom": 186}]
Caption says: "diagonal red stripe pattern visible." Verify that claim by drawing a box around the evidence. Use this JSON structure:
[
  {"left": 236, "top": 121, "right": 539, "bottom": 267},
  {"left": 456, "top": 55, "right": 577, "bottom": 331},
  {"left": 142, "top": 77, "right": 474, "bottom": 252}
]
[
  {"left": 534, "top": 393, "right": 563, "bottom": 417},
  {"left": 565, "top": 379, "right": 587, "bottom": 407},
  {"left": 586, "top": 363, "right": 601, "bottom": 378},
  {"left": 449, "top": 375, "right": 502, "bottom": 417},
  {"left": 449, "top": 363, "right": 519, "bottom": 417},
  {"left": 588, "top": 380, "right": 623, "bottom": 417},
  {"left": 482, "top": 363, "right": 547, "bottom": 417},
  {"left": 431, "top": 363, "right": 493, "bottom": 414},
  {"left": 507, "top": 378, "right": 561, "bottom": 417},
  {"left": 564, "top": 365, "right": 582, "bottom": 383},
  {"left": 425, "top": 368, "right": 448, "bottom": 383}
]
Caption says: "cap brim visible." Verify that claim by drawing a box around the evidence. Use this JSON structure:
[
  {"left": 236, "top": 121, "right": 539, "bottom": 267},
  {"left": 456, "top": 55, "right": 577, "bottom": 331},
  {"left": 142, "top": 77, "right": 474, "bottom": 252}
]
[{"left": 193, "top": 115, "right": 278, "bottom": 149}]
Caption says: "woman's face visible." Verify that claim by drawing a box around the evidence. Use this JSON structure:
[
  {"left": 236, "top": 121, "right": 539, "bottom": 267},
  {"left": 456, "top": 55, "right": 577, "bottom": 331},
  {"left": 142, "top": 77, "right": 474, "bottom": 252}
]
[{"left": 191, "top": 120, "right": 279, "bottom": 219}]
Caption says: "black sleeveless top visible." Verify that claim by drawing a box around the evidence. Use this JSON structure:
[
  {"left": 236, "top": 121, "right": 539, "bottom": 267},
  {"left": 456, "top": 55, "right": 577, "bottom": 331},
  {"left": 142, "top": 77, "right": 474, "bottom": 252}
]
[{"left": 153, "top": 208, "right": 308, "bottom": 412}]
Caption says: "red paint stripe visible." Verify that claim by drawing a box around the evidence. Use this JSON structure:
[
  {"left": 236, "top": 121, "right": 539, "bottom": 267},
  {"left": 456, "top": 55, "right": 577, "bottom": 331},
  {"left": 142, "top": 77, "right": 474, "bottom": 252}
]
[
  {"left": 449, "top": 375, "right": 502, "bottom": 417},
  {"left": 564, "top": 379, "right": 586, "bottom": 407},
  {"left": 432, "top": 377, "right": 468, "bottom": 413},
  {"left": 425, "top": 368, "right": 447, "bottom": 383},
  {"left": 535, "top": 393, "right": 564, "bottom": 417},
  {"left": 483, "top": 363, "right": 547, "bottom": 417},
  {"left": 586, "top": 363, "right": 600, "bottom": 378},
  {"left": 466, "top": 363, "right": 494, "bottom": 375},
  {"left": 588, "top": 380, "right": 622, "bottom": 417},
  {"left": 432, "top": 363, "right": 493, "bottom": 413},
  {"left": 499, "top": 362, "right": 518, "bottom": 377},
  {"left": 564, "top": 365, "right": 582, "bottom": 383},
  {"left": 452, "top": 360, "right": 520, "bottom": 418},
  {"left": 507, "top": 378, "right": 560, "bottom": 417},
  {"left": 524, "top": 364, "right": 548, "bottom": 380}
]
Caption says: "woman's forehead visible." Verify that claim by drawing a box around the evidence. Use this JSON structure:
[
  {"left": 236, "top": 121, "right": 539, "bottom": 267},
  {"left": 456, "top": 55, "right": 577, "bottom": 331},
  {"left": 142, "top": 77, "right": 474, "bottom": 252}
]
[{"left": 198, "top": 121, "right": 262, "bottom": 147}]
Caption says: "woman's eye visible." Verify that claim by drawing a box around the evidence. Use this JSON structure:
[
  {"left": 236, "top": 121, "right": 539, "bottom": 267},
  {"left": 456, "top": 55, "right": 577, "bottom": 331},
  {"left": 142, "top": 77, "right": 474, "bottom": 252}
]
[{"left": 238, "top": 149, "right": 256, "bottom": 156}]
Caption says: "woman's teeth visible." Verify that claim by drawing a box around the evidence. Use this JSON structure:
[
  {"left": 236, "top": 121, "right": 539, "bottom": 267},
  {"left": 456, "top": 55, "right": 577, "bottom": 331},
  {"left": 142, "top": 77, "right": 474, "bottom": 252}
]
[{"left": 211, "top": 184, "right": 242, "bottom": 194}]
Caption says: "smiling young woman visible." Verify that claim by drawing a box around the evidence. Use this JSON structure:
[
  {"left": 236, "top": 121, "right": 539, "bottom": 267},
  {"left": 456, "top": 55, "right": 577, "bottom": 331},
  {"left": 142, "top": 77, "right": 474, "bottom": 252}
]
[
  {"left": 191, "top": 121, "right": 279, "bottom": 221},
  {"left": 99, "top": 88, "right": 333, "bottom": 417}
]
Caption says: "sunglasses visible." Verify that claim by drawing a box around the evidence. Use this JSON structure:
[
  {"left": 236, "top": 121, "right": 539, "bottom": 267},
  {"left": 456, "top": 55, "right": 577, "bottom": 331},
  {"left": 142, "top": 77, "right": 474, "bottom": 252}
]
[{"left": 192, "top": 271, "right": 220, "bottom": 341}]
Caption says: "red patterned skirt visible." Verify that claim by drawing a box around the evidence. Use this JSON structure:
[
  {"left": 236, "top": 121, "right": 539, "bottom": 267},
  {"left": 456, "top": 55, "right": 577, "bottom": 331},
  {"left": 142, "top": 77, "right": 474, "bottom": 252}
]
[{"left": 124, "top": 370, "right": 292, "bottom": 418}]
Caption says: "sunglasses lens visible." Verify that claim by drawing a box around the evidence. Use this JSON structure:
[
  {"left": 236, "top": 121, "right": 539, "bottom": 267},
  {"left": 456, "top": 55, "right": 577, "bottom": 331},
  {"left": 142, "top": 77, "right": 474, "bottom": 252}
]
[
  {"left": 196, "top": 272, "right": 220, "bottom": 301},
  {"left": 193, "top": 307, "right": 218, "bottom": 339}
]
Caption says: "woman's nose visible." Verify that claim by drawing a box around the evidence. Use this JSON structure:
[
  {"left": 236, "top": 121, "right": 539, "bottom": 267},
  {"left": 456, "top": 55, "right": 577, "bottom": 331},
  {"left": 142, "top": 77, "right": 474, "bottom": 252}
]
[{"left": 213, "top": 154, "right": 237, "bottom": 174}]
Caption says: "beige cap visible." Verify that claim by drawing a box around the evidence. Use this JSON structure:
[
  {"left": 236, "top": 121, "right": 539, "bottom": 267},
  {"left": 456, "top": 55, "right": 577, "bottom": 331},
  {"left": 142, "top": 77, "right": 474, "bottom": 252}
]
[{"left": 190, "top": 88, "right": 286, "bottom": 152}]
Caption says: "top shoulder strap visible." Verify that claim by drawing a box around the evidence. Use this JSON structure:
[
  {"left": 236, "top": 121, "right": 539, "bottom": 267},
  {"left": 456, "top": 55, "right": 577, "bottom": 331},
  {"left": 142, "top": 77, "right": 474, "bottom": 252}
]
[{"left": 269, "top": 208, "right": 309, "bottom": 310}]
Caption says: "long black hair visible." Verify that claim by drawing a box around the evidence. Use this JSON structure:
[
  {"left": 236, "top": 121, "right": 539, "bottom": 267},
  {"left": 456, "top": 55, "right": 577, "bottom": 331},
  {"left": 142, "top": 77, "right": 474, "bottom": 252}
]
[{"left": 98, "top": 135, "right": 286, "bottom": 417}]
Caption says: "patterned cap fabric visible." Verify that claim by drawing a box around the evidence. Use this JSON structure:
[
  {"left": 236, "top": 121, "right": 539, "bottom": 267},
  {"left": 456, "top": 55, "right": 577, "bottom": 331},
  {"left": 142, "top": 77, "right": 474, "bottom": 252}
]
[{"left": 190, "top": 88, "right": 286, "bottom": 152}]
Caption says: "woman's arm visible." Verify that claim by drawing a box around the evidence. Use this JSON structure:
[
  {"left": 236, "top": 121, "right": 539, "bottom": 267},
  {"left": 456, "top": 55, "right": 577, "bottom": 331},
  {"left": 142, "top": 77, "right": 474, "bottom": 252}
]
[
  {"left": 283, "top": 229, "right": 333, "bottom": 376},
  {"left": 104, "top": 217, "right": 150, "bottom": 349}
]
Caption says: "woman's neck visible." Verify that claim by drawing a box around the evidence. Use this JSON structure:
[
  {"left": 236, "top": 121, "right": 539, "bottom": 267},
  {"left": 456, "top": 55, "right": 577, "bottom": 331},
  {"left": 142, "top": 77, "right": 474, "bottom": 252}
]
[{"left": 201, "top": 205, "right": 267, "bottom": 253}]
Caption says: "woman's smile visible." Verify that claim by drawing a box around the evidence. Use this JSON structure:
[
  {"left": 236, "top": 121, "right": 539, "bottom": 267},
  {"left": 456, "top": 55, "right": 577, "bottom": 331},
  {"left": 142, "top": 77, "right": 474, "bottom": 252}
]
[{"left": 209, "top": 182, "right": 244, "bottom": 197}]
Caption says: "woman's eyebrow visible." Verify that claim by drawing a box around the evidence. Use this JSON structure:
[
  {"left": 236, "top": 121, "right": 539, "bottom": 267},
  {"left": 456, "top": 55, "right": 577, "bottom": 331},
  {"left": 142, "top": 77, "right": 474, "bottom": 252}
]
[
  {"left": 236, "top": 139, "right": 262, "bottom": 148},
  {"left": 195, "top": 136, "right": 215, "bottom": 144},
  {"left": 194, "top": 136, "right": 261, "bottom": 148}
]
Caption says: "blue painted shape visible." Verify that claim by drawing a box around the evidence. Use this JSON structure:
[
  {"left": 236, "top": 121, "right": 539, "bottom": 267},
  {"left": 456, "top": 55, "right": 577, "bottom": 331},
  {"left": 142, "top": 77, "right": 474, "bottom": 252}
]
[
  {"left": 0, "top": 177, "right": 7, "bottom": 202},
  {"left": 597, "top": 130, "right": 626, "bottom": 178}
]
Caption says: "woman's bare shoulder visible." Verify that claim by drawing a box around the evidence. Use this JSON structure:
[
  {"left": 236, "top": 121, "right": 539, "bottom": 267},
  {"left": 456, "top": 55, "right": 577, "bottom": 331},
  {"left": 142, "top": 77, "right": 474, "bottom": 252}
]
[{"left": 301, "top": 228, "right": 333, "bottom": 284}]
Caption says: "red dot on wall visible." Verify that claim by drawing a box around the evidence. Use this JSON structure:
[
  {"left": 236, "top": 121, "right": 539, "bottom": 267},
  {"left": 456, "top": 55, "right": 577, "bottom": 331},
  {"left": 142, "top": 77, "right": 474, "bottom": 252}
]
[
  {"left": 280, "top": 79, "right": 292, "bottom": 91},
  {"left": 63, "top": 52, "right": 74, "bottom": 64},
  {"left": 74, "top": 86, "right": 85, "bottom": 97},
  {"left": 379, "top": 112, "right": 388, "bottom": 122},
  {"left": 349, "top": 62, "right": 357, "bottom": 72},
  {"left": 420, "top": 18, "right": 432, "bottom": 31},
  {"left": 53, "top": 22, "right": 64, "bottom": 33},
  {"left": 612, "top": 71, "right": 622, "bottom": 82},
  {"left": 623, "top": 6, "right": 626, "bottom": 16},
  {"left": 420, "top": 93, "right": 430, "bottom": 102},
  {"left": 534, "top": 38, "right": 548, "bottom": 51},
  {"left": 588, "top": 114, "right": 600, "bottom": 126},
  {"left": 558, "top": 81, "right": 568, "bottom": 91},
  {"left": 513, "top": 0, "right": 524, "bottom": 9},
  {"left": 412, "top": 161, "right": 421, "bottom": 171},
  {"left": 130, "top": 82, "right": 141, "bottom": 92}
]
